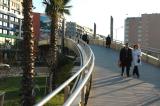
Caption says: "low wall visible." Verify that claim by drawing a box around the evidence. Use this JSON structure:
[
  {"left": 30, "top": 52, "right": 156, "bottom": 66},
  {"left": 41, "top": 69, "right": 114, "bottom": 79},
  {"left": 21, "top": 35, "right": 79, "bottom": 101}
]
[{"left": 90, "top": 39, "right": 160, "bottom": 67}]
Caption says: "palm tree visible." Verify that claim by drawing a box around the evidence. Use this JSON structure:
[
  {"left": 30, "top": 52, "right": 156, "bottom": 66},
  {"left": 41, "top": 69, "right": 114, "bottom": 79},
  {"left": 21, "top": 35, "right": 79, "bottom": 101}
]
[
  {"left": 21, "top": 0, "right": 36, "bottom": 105},
  {"left": 43, "top": 0, "right": 71, "bottom": 92}
]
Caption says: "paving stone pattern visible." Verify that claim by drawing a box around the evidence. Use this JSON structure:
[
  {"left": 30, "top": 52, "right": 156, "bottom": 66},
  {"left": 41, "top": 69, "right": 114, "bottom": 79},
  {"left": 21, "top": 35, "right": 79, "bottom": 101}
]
[{"left": 87, "top": 45, "right": 160, "bottom": 106}]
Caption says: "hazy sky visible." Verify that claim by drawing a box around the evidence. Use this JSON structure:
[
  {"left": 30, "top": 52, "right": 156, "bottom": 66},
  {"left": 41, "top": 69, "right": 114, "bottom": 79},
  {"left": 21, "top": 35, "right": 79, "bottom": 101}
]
[{"left": 33, "top": 0, "right": 160, "bottom": 41}]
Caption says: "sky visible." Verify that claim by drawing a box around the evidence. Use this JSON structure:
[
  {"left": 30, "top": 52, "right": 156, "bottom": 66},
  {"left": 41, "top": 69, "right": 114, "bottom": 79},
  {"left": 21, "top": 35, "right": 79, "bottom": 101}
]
[{"left": 33, "top": 0, "right": 160, "bottom": 41}]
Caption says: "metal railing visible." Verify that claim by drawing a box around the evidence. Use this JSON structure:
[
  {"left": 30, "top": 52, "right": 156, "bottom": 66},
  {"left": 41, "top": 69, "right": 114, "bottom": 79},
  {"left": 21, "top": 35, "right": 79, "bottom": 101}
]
[{"left": 35, "top": 37, "right": 95, "bottom": 106}]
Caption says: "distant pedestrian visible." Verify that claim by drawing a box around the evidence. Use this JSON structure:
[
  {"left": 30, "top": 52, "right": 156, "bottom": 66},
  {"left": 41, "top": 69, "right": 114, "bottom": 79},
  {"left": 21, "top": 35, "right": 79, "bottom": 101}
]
[
  {"left": 132, "top": 44, "right": 142, "bottom": 78},
  {"left": 106, "top": 35, "right": 111, "bottom": 48},
  {"left": 119, "top": 43, "right": 132, "bottom": 77},
  {"left": 82, "top": 34, "right": 89, "bottom": 44}
]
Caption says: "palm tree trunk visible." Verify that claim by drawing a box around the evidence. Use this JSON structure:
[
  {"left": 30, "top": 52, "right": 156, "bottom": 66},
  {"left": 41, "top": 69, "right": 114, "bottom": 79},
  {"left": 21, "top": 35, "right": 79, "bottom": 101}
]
[
  {"left": 21, "top": 0, "right": 35, "bottom": 105},
  {"left": 48, "top": 13, "right": 58, "bottom": 92}
]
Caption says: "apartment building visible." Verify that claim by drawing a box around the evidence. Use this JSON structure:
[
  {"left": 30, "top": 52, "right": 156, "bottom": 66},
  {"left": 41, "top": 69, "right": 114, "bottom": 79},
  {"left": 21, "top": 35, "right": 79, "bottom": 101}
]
[
  {"left": 124, "top": 14, "right": 160, "bottom": 50},
  {"left": 125, "top": 17, "right": 142, "bottom": 45},
  {"left": 66, "top": 22, "right": 84, "bottom": 38},
  {"left": 0, "top": 0, "right": 23, "bottom": 45},
  {"left": 83, "top": 26, "right": 93, "bottom": 38},
  {"left": 66, "top": 22, "right": 93, "bottom": 39},
  {"left": 141, "top": 14, "right": 160, "bottom": 49}
]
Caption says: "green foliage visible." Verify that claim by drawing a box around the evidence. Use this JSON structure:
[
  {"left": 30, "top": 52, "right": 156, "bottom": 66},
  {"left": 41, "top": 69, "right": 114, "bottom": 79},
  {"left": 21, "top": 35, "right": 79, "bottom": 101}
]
[
  {"left": 45, "top": 93, "right": 64, "bottom": 106},
  {"left": 56, "top": 54, "right": 74, "bottom": 84},
  {"left": 0, "top": 55, "right": 74, "bottom": 105},
  {"left": 0, "top": 77, "right": 46, "bottom": 106}
]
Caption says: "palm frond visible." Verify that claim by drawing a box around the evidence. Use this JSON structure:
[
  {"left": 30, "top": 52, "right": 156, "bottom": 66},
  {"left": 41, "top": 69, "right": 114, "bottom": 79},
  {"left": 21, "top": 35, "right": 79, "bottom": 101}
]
[
  {"left": 65, "top": 5, "right": 72, "bottom": 8},
  {"left": 63, "top": 0, "right": 71, "bottom": 5},
  {"left": 63, "top": 9, "right": 70, "bottom": 15}
]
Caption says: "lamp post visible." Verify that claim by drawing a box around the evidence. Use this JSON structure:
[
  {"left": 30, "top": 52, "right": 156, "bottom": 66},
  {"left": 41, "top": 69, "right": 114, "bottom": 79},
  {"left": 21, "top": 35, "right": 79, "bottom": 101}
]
[
  {"left": 61, "top": 18, "right": 65, "bottom": 54},
  {"left": 115, "top": 26, "right": 124, "bottom": 41}
]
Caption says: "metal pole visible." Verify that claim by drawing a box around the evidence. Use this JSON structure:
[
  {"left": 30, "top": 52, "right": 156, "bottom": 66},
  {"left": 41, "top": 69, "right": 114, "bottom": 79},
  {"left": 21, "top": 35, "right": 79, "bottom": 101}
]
[{"left": 61, "top": 19, "right": 65, "bottom": 54}]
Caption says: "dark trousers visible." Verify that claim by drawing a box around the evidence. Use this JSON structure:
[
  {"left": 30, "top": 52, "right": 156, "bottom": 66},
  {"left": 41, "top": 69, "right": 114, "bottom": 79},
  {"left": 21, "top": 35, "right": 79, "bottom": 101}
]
[
  {"left": 133, "top": 66, "right": 139, "bottom": 78},
  {"left": 121, "top": 66, "right": 130, "bottom": 77},
  {"left": 106, "top": 44, "right": 110, "bottom": 48}
]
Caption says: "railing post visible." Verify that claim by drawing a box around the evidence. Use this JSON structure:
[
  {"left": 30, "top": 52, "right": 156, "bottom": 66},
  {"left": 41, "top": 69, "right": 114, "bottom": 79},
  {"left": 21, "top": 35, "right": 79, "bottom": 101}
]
[
  {"left": 0, "top": 92, "right": 5, "bottom": 106},
  {"left": 115, "top": 41, "right": 118, "bottom": 50},
  {"left": 146, "top": 51, "right": 149, "bottom": 63},
  {"left": 64, "top": 86, "right": 70, "bottom": 102},
  {"left": 84, "top": 74, "right": 92, "bottom": 105},
  {"left": 158, "top": 53, "right": 160, "bottom": 66},
  {"left": 79, "top": 71, "right": 85, "bottom": 106}
]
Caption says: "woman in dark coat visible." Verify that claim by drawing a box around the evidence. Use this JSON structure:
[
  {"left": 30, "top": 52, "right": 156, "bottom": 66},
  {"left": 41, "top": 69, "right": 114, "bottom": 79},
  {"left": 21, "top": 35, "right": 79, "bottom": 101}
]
[{"left": 119, "top": 43, "right": 132, "bottom": 77}]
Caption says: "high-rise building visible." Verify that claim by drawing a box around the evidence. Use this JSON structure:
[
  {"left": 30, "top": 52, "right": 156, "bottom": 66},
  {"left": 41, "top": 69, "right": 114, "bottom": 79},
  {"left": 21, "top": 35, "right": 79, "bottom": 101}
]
[
  {"left": 124, "top": 14, "right": 160, "bottom": 50},
  {"left": 141, "top": 14, "right": 160, "bottom": 49},
  {"left": 0, "top": 0, "right": 23, "bottom": 45},
  {"left": 124, "top": 17, "right": 142, "bottom": 45}
]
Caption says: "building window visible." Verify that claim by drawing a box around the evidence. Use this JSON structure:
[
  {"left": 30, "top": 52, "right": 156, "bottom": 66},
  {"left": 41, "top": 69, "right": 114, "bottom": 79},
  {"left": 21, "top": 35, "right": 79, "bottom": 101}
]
[
  {"left": 11, "top": 9, "right": 14, "bottom": 13},
  {"left": 15, "top": 11, "right": 20, "bottom": 15},
  {"left": 15, "top": 18, "right": 18, "bottom": 23},
  {"left": 138, "top": 26, "right": 142, "bottom": 29},
  {"left": 10, "top": 24, "right": 14, "bottom": 28},
  {"left": 0, "top": 21, "right": 2, "bottom": 26},
  {"left": 138, "top": 34, "right": 142, "bottom": 37},
  {"left": 9, "top": 31, "right": 14, "bottom": 35},
  {"left": 10, "top": 16, "right": 14, "bottom": 22},
  {"left": 0, "top": 13, "right": 2, "bottom": 18},
  {"left": 3, "top": 22, "right": 7, "bottom": 27},
  {"left": 3, "top": 29, "right": 7, "bottom": 34},
  {"left": 125, "top": 34, "right": 128, "bottom": 37},
  {"left": 125, "top": 39, "right": 129, "bottom": 42},
  {"left": 3, "top": 6, "right": 8, "bottom": 11},
  {"left": 0, "top": 5, "right": 2, "bottom": 10},
  {"left": 3, "top": 0, "right": 9, "bottom": 6},
  {"left": 3, "top": 14, "right": 8, "bottom": 19},
  {"left": 138, "top": 29, "right": 142, "bottom": 33},
  {"left": 0, "top": 29, "right": 2, "bottom": 33}
]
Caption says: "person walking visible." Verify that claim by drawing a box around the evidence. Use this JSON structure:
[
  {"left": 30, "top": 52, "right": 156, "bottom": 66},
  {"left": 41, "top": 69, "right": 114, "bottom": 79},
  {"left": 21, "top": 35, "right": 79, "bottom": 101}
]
[
  {"left": 132, "top": 44, "right": 142, "bottom": 78},
  {"left": 119, "top": 43, "right": 132, "bottom": 77},
  {"left": 82, "top": 34, "right": 89, "bottom": 44},
  {"left": 106, "top": 35, "right": 111, "bottom": 48}
]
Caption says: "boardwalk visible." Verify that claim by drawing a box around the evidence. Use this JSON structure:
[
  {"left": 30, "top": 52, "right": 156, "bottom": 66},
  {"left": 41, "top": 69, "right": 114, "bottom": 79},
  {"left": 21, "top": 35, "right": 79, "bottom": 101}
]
[{"left": 87, "top": 45, "right": 160, "bottom": 106}]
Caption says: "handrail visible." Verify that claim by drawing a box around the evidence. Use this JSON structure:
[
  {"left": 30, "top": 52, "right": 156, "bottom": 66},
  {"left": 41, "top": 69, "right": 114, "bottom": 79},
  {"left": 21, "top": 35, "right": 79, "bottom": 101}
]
[
  {"left": 64, "top": 52, "right": 95, "bottom": 106},
  {"left": 35, "top": 37, "right": 95, "bottom": 106}
]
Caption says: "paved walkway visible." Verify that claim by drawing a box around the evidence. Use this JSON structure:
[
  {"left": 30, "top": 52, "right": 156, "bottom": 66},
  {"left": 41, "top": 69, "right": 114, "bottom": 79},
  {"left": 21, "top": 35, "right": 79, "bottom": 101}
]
[{"left": 87, "top": 45, "right": 160, "bottom": 106}]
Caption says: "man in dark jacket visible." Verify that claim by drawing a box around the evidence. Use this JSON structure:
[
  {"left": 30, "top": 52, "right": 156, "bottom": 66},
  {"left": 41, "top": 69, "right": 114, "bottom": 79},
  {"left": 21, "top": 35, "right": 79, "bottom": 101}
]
[{"left": 119, "top": 43, "right": 132, "bottom": 77}]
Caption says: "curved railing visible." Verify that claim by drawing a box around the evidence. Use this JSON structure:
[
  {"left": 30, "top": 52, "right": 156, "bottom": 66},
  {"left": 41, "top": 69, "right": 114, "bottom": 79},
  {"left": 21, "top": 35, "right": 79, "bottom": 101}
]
[{"left": 35, "top": 37, "right": 95, "bottom": 106}]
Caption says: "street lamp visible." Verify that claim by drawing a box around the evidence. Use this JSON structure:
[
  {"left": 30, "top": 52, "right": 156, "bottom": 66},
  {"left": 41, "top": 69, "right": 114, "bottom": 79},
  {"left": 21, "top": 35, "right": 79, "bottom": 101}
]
[
  {"left": 61, "top": 18, "right": 65, "bottom": 54},
  {"left": 115, "top": 26, "right": 124, "bottom": 41}
]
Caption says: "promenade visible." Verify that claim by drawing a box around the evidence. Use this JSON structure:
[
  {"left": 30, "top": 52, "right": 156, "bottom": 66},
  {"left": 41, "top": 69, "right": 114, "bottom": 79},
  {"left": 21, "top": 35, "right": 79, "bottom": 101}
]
[{"left": 87, "top": 45, "right": 160, "bottom": 106}]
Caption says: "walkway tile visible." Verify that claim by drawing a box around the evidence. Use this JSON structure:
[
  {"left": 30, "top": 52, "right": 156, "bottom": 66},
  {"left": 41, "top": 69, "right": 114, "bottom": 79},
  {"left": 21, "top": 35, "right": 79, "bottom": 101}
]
[{"left": 87, "top": 45, "right": 160, "bottom": 106}]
